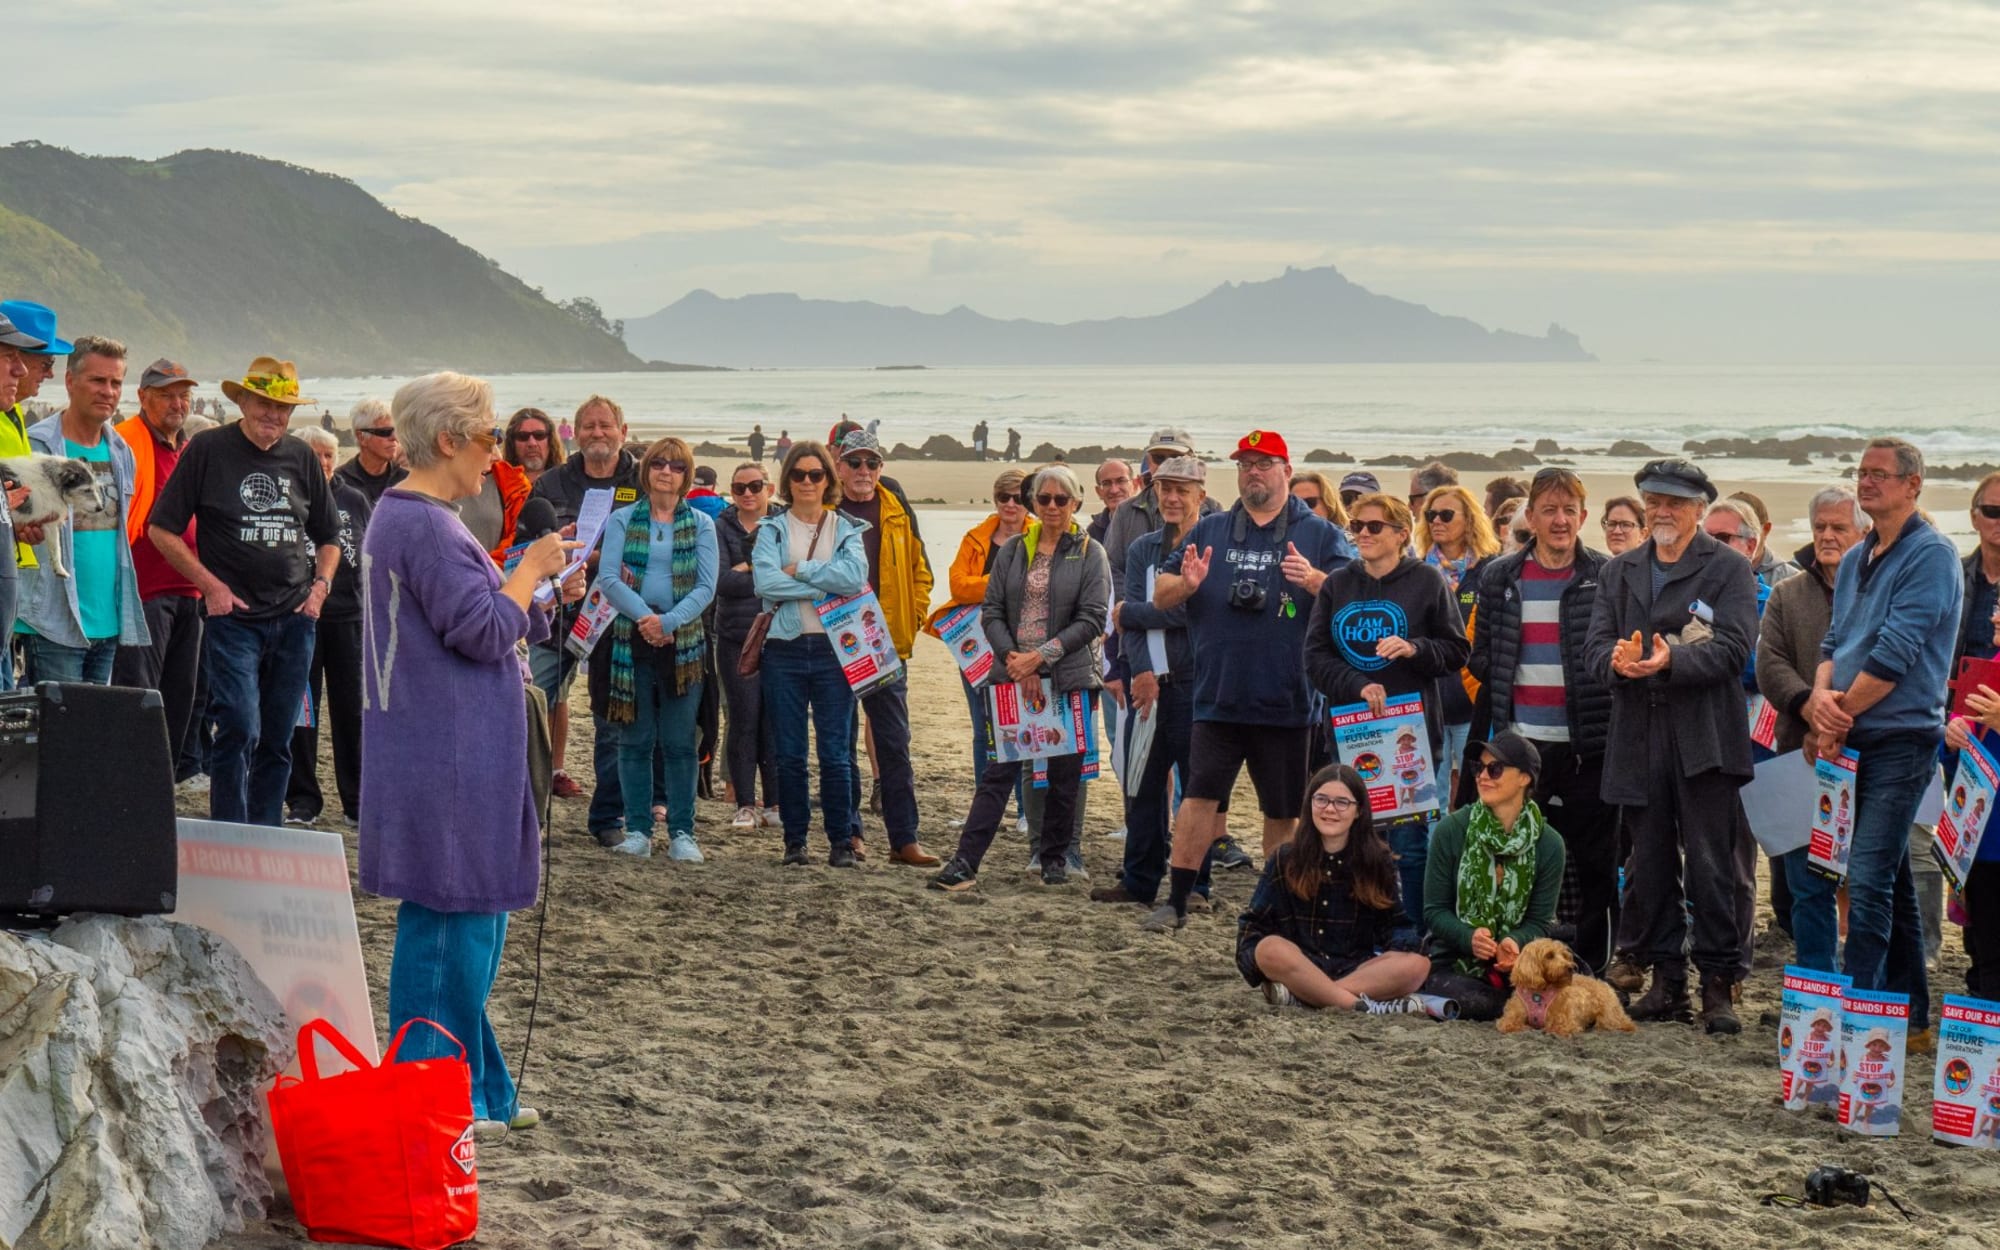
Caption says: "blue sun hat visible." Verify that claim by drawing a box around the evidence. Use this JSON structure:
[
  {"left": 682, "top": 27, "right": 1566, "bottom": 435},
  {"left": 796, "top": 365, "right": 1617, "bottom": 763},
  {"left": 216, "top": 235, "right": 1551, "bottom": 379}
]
[{"left": 0, "top": 301, "right": 72, "bottom": 355}]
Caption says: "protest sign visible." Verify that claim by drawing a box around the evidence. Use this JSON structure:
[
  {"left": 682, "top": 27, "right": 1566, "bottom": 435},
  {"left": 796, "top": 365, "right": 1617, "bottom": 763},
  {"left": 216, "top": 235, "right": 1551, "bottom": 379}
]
[
  {"left": 1933, "top": 735, "right": 1998, "bottom": 891},
  {"left": 1747, "top": 693, "right": 1778, "bottom": 751},
  {"left": 816, "top": 587, "right": 903, "bottom": 697},
  {"left": 990, "top": 677, "right": 1089, "bottom": 764},
  {"left": 1329, "top": 694, "right": 1439, "bottom": 820},
  {"left": 933, "top": 604, "right": 995, "bottom": 685},
  {"left": 1932, "top": 995, "right": 2000, "bottom": 1149},
  {"left": 1779, "top": 966, "right": 1850, "bottom": 1112},
  {"left": 565, "top": 585, "right": 620, "bottom": 659},
  {"left": 1808, "top": 747, "right": 1859, "bottom": 881},
  {"left": 1838, "top": 988, "right": 1911, "bottom": 1137}
]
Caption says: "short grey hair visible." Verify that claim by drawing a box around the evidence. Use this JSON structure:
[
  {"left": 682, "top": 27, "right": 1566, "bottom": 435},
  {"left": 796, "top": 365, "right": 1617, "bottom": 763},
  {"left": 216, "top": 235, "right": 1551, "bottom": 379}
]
[
  {"left": 1808, "top": 485, "right": 1870, "bottom": 531},
  {"left": 349, "top": 397, "right": 390, "bottom": 433},
  {"left": 1704, "top": 498, "right": 1761, "bottom": 538},
  {"left": 393, "top": 371, "right": 494, "bottom": 470},
  {"left": 292, "top": 426, "right": 338, "bottom": 455},
  {"left": 1865, "top": 436, "right": 1924, "bottom": 480},
  {"left": 1029, "top": 463, "right": 1084, "bottom": 504}
]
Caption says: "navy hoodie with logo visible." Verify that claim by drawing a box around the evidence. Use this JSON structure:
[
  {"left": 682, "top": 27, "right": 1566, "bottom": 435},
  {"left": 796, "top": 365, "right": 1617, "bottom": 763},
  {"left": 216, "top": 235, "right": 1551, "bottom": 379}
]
[
  {"left": 1304, "top": 555, "right": 1470, "bottom": 757},
  {"left": 1162, "top": 495, "right": 1356, "bottom": 726}
]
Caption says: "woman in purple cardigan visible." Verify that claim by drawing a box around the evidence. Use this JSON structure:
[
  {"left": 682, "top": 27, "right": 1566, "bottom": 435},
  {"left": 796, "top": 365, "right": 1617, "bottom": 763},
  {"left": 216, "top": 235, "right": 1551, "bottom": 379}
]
[{"left": 359, "top": 371, "right": 582, "bottom": 1137}]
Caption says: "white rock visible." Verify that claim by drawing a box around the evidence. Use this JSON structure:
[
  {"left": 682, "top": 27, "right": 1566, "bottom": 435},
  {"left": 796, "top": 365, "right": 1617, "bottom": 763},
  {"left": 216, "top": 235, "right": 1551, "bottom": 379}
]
[{"left": 0, "top": 915, "right": 289, "bottom": 1250}]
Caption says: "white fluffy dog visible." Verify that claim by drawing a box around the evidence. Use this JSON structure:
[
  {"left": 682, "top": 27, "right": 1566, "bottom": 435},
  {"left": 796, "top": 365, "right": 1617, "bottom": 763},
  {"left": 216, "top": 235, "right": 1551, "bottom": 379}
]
[{"left": 0, "top": 455, "right": 105, "bottom": 578}]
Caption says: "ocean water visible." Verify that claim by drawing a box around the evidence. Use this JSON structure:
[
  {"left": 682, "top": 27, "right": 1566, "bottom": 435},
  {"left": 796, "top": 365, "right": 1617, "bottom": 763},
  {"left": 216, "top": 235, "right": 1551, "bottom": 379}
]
[{"left": 306, "top": 363, "right": 1999, "bottom": 466}]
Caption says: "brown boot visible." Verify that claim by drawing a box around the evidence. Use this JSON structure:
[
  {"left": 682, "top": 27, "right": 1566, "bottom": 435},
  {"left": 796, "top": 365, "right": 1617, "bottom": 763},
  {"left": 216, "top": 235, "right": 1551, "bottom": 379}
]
[
  {"left": 1605, "top": 954, "right": 1646, "bottom": 996},
  {"left": 1628, "top": 969, "right": 1691, "bottom": 1023},
  {"left": 1699, "top": 975, "right": 1740, "bottom": 1035}
]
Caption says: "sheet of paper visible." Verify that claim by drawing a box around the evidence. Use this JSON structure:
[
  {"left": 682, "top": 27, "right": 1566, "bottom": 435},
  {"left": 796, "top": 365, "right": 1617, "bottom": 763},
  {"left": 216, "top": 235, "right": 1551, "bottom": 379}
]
[
  {"left": 536, "top": 486, "right": 616, "bottom": 604},
  {"left": 1740, "top": 750, "right": 1817, "bottom": 857},
  {"left": 1144, "top": 567, "right": 1169, "bottom": 676}
]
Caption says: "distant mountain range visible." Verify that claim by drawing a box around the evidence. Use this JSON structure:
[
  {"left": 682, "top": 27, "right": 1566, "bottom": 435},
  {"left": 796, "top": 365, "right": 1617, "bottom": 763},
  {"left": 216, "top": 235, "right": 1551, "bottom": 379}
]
[
  {"left": 622, "top": 265, "right": 1594, "bottom": 367},
  {"left": 0, "top": 143, "right": 643, "bottom": 377}
]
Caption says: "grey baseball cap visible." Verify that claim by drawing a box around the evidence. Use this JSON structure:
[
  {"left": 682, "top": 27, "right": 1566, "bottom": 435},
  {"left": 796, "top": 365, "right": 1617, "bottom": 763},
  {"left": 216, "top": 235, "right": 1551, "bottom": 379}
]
[
  {"left": 0, "top": 312, "right": 47, "bottom": 352},
  {"left": 1339, "top": 471, "right": 1382, "bottom": 494},
  {"left": 1145, "top": 426, "right": 1194, "bottom": 455},
  {"left": 838, "top": 429, "right": 882, "bottom": 457},
  {"left": 139, "top": 358, "right": 198, "bottom": 390}
]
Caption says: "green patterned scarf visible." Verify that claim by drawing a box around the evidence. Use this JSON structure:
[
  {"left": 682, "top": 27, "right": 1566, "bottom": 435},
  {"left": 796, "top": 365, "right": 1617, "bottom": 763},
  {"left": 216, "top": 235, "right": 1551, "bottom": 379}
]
[
  {"left": 607, "top": 496, "right": 705, "bottom": 723},
  {"left": 1451, "top": 798, "right": 1547, "bottom": 974}
]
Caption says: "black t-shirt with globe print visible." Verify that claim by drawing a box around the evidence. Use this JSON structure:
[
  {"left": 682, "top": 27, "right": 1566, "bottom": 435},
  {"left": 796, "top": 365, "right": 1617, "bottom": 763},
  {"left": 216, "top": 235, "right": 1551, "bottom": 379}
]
[{"left": 147, "top": 423, "right": 340, "bottom": 621}]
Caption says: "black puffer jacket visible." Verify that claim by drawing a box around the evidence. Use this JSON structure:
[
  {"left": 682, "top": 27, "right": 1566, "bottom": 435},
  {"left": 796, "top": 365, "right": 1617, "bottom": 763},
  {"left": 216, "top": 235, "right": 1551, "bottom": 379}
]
[
  {"left": 1465, "top": 543, "right": 1613, "bottom": 760},
  {"left": 711, "top": 502, "right": 781, "bottom": 643}
]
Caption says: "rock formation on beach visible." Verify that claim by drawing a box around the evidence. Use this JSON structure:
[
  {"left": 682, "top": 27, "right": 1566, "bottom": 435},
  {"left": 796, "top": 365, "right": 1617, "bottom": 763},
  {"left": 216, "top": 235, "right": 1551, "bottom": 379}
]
[
  {"left": 623, "top": 265, "right": 1595, "bottom": 368},
  {"left": 1, "top": 916, "right": 289, "bottom": 1250}
]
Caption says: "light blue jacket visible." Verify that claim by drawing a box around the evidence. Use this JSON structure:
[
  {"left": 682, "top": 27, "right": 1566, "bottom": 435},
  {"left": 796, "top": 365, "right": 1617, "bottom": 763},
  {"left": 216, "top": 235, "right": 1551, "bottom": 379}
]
[
  {"left": 593, "top": 502, "right": 719, "bottom": 632},
  {"left": 1820, "top": 511, "right": 1962, "bottom": 745},
  {"left": 18, "top": 415, "right": 149, "bottom": 647},
  {"left": 751, "top": 510, "right": 868, "bottom": 641}
]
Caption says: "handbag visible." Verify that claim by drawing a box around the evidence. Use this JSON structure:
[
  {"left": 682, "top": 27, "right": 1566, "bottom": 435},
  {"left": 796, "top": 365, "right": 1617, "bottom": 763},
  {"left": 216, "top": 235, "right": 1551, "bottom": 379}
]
[
  {"left": 268, "top": 1018, "right": 479, "bottom": 1250},
  {"left": 738, "top": 515, "right": 826, "bottom": 677}
]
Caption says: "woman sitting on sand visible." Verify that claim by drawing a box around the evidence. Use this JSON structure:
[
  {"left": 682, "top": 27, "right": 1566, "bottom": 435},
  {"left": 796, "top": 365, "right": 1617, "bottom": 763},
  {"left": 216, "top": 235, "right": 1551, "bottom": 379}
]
[
  {"left": 931, "top": 465, "right": 1110, "bottom": 891},
  {"left": 1421, "top": 733, "right": 1567, "bottom": 1021},
  {"left": 1237, "top": 764, "right": 1431, "bottom": 1012}
]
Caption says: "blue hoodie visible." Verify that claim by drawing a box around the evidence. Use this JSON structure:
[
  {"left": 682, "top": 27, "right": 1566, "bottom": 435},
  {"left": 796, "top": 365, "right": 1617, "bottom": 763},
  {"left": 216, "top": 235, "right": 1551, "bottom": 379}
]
[{"left": 1820, "top": 512, "right": 1963, "bottom": 746}]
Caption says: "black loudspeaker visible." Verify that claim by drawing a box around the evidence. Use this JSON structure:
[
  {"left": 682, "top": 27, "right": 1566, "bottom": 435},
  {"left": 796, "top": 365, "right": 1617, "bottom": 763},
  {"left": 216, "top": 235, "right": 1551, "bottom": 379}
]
[{"left": 0, "top": 681, "right": 178, "bottom": 921}]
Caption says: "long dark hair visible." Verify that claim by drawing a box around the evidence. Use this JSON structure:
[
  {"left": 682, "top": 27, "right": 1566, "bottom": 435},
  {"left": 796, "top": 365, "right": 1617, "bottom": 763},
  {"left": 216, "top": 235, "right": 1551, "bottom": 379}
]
[{"left": 1283, "top": 764, "right": 1399, "bottom": 911}]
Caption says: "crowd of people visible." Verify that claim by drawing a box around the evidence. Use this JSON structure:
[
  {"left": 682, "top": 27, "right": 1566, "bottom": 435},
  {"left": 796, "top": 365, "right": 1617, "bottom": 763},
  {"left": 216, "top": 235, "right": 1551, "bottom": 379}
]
[{"left": 5, "top": 295, "right": 1998, "bottom": 1132}]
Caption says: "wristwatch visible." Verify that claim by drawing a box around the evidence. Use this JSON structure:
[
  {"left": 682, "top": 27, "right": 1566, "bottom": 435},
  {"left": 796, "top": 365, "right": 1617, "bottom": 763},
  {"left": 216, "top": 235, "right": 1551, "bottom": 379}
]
[{"left": 312, "top": 575, "right": 332, "bottom": 592}]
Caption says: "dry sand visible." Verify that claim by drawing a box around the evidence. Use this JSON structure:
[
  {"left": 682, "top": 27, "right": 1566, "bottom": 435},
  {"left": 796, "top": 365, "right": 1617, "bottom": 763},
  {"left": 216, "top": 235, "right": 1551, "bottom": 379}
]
[{"left": 208, "top": 464, "right": 2000, "bottom": 1250}]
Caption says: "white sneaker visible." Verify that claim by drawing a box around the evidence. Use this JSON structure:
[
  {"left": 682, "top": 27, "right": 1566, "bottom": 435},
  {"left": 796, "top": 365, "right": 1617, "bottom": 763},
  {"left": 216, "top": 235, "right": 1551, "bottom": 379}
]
[
  {"left": 760, "top": 808, "right": 783, "bottom": 828},
  {"left": 1014, "top": 815, "right": 1028, "bottom": 834},
  {"left": 508, "top": 1106, "right": 540, "bottom": 1131},
  {"left": 610, "top": 833, "right": 653, "bottom": 858},
  {"left": 667, "top": 833, "right": 704, "bottom": 863},
  {"left": 1262, "top": 982, "right": 1297, "bottom": 1008},
  {"left": 473, "top": 1119, "right": 508, "bottom": 1139},
  {"left": 730, "top": 806, "right": 757, "bottom": 830},
  {"left": 1104, "top": 826, "right": 1128, "bottom": 840},
  {"left": 1355, "top": 994, "right": 1425, "bottom": 1016}
]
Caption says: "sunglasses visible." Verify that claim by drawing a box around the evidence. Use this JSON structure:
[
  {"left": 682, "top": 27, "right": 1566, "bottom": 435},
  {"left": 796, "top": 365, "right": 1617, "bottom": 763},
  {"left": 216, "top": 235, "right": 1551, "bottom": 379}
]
[
  {"left": 789, "top": 467, "right": 826, "bottom": 484},
  {"left": 1348, "top": 519, "right": 1401, "bottom": 536},
  {"left": 994, "top": 492, "right": 1024, "bottom": 507},
  {"left": 511, "top": 428, "right": 550, "bottom": 442},
  {"left": 842, "top": 456, "right": 883, "bottom": 471},
  {"left": 731, "top": 480, "right": 767, "bottom": 495},
  {"left": 357, "top": 426, "right": 398, "bottom": 440},
  {"left": 1424, "top": 508, "right": 1457, "bottom": 524},
  {"left": 1294, "top": 493, "right": 1323, "bottom": 508},
  {"left": 1310, "top": 793, "right": 1359, "bottom": 814},
  {"left": 647, "top": 458, "right": 688, "bottom": 473},
  {"left": 1035, "top": 493, "right": 1073, "bottom": 508},
  {"left": 1472, "top": 760, "right": 1516, "bottom": 781},
  {"left": 466, "top": 426, "right": 503, "bottom": 450},
  {"left": 1512, "top": 529, "right": 1533, "bottom": 544},
  {"left": 1976, "top": 504, "right": 2000, "bottom": 520}
]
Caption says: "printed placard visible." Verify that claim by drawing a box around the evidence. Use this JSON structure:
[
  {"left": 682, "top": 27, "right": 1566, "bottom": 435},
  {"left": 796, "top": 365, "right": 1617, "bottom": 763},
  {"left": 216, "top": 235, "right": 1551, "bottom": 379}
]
[
  {"left": 933, "top": 604, "right": 995, "bottom": 685},
  {"left": 1329, "top": 694, "right": 1439, "bottom": 820},
  {"left": 1031, "top": 692, "right": 1100, "bottom": 788},
  {"left": 1808, "top": 747, "right": 1859, "bottom": 881},
  {"left": 990, "top": 677, "right": 1089, "bottom": 764},
  {"left": 1779, "top": 966, "right": 1850, "bottom": 1112},
  {"left": 564, "top": 585, "right": 619, "bottom": 659},
  {"left": 1838, "top": 988, "right": 1911, "bottom": 1136},
  {"left": 1932, "top": 995, "right": 2000, "bottom": 1149},
  {"left": 1933, "top": 736, "right": 1998, "bottom": 891},
  {"left": 815, "top": 586, "right": 903, "bottom": 697},
  {"left": 1747, "top": 693, "right": 1779, "bottom": 751}
]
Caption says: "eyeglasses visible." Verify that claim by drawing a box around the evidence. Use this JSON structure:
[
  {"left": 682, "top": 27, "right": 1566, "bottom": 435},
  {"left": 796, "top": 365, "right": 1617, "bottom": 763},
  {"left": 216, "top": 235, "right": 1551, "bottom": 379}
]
[
  {"left": 1310, "top": 793, "right": 1359, "bottom": 814},
  {"left": 1473, "top": 761, "right": 1516, "bottom": 781},
  {"left": 648, "top": 458, "right": 688, "bottom": 474},
  {"left": 789, "top": 467, "right": 826, "bottom": 484},
  {"left": 1602, "top": 519, "right": 1640, "bottom": 532},
  {"left": 1349, "top": 519, "right": 1401, "bottom": 536},
  {"left": 730, "top": 480, "right": 767, "bottom": 495},
  {"left": 357, "top": 427, "right": 398, "bottom": 440},
  {"left": 1852, "top": 468, "right": 1909, "bottom": 484},
  {"left": 511, "top": 428, "right": 550, "bottom": 442},
  {"left": 994, "top": 492, "right": 1024, "bottom": 507},
  {"left": 1035, "top": 493, "right": 1073, "bottom": 508},
  {"left": 1238, "top": 456, "right": 1284, "bottom": 472},
  {"left": 1974, "top": 504, "right": 2000, "bottom": 520},
  {"left": 842, "top": 456, "right": 883, "bottom": 471},
  {"left": 1424, "top": 508, "right": 1457, "bottom": 524}
]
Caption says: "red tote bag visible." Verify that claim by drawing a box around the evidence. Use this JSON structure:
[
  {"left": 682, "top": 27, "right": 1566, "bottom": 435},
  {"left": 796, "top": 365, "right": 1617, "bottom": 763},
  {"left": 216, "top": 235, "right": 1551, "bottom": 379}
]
[{"left": 268, "top": 1018, "right": 480, "bottom": 1249}]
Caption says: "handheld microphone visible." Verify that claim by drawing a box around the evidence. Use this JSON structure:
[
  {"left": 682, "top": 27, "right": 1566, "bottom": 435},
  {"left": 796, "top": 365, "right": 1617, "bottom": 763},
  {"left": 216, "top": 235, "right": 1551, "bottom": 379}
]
[{"left": 515, "top": 497, "right": 559, "bottom": 544}]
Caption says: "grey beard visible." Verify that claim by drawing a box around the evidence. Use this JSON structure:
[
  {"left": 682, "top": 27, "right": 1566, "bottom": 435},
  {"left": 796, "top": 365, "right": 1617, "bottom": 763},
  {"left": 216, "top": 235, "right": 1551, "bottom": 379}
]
[{"left": 1651, "top": 522, "right": 1681, "bottom": 547}]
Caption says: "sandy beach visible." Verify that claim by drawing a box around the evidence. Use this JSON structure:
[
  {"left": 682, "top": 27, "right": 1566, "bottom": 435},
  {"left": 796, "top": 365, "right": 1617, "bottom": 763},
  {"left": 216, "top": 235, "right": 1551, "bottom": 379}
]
[{"left": 206, "top": 460, "right": 1999, "bottom": 1250}]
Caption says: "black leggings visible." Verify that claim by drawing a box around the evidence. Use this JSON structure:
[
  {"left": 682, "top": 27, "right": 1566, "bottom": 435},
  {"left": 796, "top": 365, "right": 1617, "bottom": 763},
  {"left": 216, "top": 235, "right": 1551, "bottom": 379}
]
[
  {"left": 715, "top": 633, "right": 777, "bottom": 808},
  {"left": 1421, "top": 968, "right": 1510, "bottom": 1022}
]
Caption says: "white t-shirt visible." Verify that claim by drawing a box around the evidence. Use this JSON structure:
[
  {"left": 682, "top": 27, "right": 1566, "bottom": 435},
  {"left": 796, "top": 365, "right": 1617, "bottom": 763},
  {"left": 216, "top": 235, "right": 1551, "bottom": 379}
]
[{"left": 785, "top": 512, "right": 830, "bottom": 634}]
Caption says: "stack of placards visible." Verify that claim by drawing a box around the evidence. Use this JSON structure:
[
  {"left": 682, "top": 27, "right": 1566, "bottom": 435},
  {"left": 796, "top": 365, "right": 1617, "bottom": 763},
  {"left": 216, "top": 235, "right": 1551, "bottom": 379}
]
[{"left": 1329, "top": 694, "right": 1438, "bottom": 820}]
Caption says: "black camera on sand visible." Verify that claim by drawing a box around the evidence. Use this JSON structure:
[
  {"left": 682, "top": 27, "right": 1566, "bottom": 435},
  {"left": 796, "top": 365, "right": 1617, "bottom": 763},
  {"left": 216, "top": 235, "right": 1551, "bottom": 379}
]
[
  {"left": 1228, "top": 577, "right": 1268, "bottom": 612},
  {"left": 1803, "top": 1166, "right": 1871, "bottom": 1209}
]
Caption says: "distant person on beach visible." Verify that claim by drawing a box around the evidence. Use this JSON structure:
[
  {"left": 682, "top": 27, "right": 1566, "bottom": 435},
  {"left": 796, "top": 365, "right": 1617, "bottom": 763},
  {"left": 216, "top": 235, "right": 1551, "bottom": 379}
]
[
  {"left": 1144, "top": 430, "right": 1355, "bottom": 932},
  {"left": 971, "top": 419, "right": 989, "bottom": 461},
  {"left": 772, "top": 429, "right": 791, "bottom": 461},
  {"left": 148, "top": 357, "right": 340, "bottom": 827},
  {"left": 1464, "top": 467, "right": 1619, "bottom": 975},
  {"left": 318, "top": 408, "right": 333, "bottom": 432},
  {"left": 746, "top": 424, "right": 765, "bottom": 463},
  {"left": 1756, "top": 485, "right": 1870, "bottom": 974},
  {"left": 1306, "top": 490, "right": 1469, "bottom": 929},
  {"left": 558, "top": 416, "right": 574, "bottom": 443},
  {"left": 503, "top": 407, "right": 564, "bottom": 486},
  {"left": 1807, "top": 437, "right": 1961, "bottom": 1041},
  {"left": 1238, "top": 763, "right": 1430, "bottom": 1012},
  {"left": 333, "top": 397, "right": 407, "bottom": 506},
  {"left": 931, "top": 464, "right": 1108, "bottom": 891},
  {"left": 1421, "top": 734, "right": 1566, "bottom": 1022},
  {"left": 1598, "top": 495, "right": 1643, "bottom": 555},
  {"left": 1584, "top": 457, "right": 1757, "bottom": 1034},
  {"left": 1004, "top": 427, "right": 1021, "bottom": 461},
  {"left": 833, "top": 428, "right": 939, "bottom": 867}
]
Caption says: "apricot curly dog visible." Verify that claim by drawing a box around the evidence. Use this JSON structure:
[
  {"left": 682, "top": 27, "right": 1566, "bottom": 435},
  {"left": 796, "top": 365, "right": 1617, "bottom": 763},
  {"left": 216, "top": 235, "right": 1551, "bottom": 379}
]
[{"left": 1497, "top": 938, "right": 1636, "bottom": 1038}]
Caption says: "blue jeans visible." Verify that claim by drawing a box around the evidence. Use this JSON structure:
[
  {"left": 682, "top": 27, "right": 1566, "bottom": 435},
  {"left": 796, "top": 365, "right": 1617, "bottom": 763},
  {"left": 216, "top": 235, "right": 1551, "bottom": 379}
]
[
  {"left": 1436, "top": 720, "right": 1470, "bottom": 798},
  {"left": 1781, "top": 847, "right": 1839, "bottom": 974},
  {"left": 1385, "top": 815, "right": 1432, "bottom": 935},
  {"left": 203, "top": 613, "right": 316, "bottom": 826},
  {"left": 618, "top": 666, "right": 702, "bottom": 837},
  {"left": 763, "top": 634, "right": 858, "bottom": 849},
  {"left": 1840, "top": 733, "right": 1935, "bottom": 1030},
  {"left": 387, "top": 901, "right": 517, "bottom": 1123},
  {"left": 22, "top": 633, "right": 117, "bottom": 685},
  {"left": 588, "top": 713, "right": 666, "bottom": 836}
]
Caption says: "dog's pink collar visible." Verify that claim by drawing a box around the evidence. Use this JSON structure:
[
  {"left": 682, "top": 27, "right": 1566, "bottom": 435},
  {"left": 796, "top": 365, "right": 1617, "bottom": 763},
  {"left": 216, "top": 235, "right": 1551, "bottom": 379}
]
[{"left": 1514, "top": 986, "right": 1551, "bottom": 1030}]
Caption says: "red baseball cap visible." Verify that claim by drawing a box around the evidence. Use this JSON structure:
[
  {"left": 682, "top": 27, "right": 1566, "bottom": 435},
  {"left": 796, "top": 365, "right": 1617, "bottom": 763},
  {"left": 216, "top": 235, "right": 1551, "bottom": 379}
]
[{"left": 1230, "top": 430, "right": 1290, "bottom": 462}]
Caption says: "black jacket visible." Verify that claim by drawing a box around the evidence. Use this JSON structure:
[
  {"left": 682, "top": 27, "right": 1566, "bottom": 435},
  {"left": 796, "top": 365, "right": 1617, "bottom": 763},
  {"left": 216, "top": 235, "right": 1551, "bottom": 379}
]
[
  {"left": 1304, "top": 555, "right": 1469, "bottom": 758},
  {"left": 984, "top": 527, "right": 1111, "bottom": 693},
  {"left": 528, "top": 448, "right": 642, "bottom": 527},
  {"left": 711, "top": 503, "right": 782, "bottom": 643},
  {"left": 1466, "top": 544, "right": 1613, "bottom": 760},
  {"left": 1584, "top": 532, "right": 1759, "bottom": 804},
  {"left": 1958, "top": 551, "right": 1998, "bottom": 664},
  {"left": 1118, "top": 528, "right": 1192, "bottom": 680}
]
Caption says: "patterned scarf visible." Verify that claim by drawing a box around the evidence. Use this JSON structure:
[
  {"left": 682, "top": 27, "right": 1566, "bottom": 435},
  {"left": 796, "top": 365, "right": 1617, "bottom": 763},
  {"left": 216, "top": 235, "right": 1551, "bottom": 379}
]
[
  {"left": 607, "top": 496, "right": 705, "bottom": 723},
  {"left": 1451, "top": 798, "right": 1547, "bottom": 975}
]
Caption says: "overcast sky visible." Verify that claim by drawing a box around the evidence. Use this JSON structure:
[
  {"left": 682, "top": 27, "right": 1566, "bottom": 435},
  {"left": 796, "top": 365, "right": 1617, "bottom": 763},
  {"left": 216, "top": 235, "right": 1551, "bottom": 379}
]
[{"left": 18, "top": 1, "right": 2000, "bottom": 361}]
